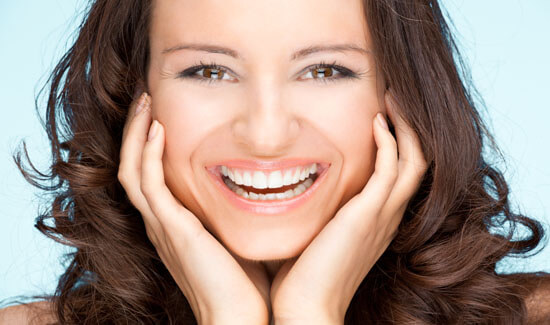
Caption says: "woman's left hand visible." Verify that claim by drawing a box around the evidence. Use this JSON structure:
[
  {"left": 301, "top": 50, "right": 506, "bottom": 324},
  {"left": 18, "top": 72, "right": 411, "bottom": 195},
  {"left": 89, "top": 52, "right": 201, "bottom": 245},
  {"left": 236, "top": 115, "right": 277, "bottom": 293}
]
[{"left": 270, "top": 92, "right": 428, "bottom": 324}]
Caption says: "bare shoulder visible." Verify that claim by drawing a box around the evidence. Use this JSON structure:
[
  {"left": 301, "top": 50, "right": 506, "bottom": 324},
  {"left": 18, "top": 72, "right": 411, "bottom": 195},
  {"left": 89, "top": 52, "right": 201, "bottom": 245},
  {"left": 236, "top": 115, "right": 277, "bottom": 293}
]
[
  {"left": 523, "top": 275, "right": 550, "bottom": 324},
  {"left": 0, "top": 301, "right": 56, "bottom": 325}
]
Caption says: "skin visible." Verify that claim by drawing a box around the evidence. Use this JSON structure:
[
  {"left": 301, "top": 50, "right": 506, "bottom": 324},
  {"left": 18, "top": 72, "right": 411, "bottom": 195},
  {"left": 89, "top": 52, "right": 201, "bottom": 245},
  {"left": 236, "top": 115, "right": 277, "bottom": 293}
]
[
  {"left": 118, "top": 0, "right": 428, "bottom": 323},
  {"left": 1, "top": 1, "right": 549, "bottom": 323},
  {"left": 0, "top": 1, "right": 547, "bottom": 324},
  {"left": 146, "top": 0, "right": 383, "bottom": 262}
]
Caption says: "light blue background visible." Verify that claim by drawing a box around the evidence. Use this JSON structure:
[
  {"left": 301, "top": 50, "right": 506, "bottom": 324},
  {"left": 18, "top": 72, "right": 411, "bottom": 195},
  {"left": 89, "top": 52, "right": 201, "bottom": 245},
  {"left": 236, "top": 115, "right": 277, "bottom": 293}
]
[{"left": 1, "top": 1, "right": 549, "bottom": 304}]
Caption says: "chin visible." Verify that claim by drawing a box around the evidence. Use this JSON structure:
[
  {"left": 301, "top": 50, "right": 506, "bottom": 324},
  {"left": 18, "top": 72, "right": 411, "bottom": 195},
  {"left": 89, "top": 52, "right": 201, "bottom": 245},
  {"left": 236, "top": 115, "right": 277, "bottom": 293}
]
[{"left": 219, "top": 228, "right": 313, "bottom": 262}]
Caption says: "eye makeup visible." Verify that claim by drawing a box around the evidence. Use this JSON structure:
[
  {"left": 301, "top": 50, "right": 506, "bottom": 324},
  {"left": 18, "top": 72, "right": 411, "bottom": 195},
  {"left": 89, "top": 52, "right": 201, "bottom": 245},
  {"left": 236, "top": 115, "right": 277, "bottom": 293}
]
[{"left": 176, "top": 60, "right": 364, "bottom": 85}]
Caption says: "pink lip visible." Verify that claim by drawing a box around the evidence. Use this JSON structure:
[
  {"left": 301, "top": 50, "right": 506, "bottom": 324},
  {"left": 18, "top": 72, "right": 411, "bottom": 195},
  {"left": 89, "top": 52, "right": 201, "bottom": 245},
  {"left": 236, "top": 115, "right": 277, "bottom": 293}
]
[
  {"left": 207, "top": 159, "right": 326, "bottom": 171},
  {"left": 205, "top": 162, "right": 331, "bottom": 215}
]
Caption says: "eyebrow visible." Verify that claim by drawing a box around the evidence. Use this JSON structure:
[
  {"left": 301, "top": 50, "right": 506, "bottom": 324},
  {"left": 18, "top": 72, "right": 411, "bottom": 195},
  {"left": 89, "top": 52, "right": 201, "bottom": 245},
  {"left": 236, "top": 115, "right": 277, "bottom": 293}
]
[{"left": 161, "top": 43, "right": 370, "bottom": 60}]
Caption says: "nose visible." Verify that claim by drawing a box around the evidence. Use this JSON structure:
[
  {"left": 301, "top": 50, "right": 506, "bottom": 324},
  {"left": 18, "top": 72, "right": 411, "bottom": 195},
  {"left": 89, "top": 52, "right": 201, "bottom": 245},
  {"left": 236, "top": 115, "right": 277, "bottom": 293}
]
[{"left": 232, "top": 79, "right": 299, "bottom": 157}]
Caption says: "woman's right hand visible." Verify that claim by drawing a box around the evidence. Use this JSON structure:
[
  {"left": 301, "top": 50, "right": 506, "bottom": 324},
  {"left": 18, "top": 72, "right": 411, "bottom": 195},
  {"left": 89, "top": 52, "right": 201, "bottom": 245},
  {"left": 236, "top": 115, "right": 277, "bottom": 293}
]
[{"left": 117, "top": 92, "right": 271, "bottom": 325}]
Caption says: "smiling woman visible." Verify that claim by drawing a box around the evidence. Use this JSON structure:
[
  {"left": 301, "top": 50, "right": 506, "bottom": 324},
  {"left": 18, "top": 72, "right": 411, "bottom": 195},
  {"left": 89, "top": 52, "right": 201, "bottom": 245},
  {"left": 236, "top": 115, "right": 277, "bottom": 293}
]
[{"left": 1, "top": 0, "right": 550, "bottom": 324}]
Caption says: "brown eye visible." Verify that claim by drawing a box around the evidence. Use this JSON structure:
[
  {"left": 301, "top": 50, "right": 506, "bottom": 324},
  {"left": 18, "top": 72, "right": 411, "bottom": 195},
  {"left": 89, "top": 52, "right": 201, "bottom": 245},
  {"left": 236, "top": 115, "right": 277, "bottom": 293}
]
[
  {"left": 202, "top": 67, "right": 225, "bottom": 79},
  {"left": 312, "top": 67, "right": 334, "bottom": 78},
  {"left": 300, "top": 63, "right": 350, "bottom": 83}
]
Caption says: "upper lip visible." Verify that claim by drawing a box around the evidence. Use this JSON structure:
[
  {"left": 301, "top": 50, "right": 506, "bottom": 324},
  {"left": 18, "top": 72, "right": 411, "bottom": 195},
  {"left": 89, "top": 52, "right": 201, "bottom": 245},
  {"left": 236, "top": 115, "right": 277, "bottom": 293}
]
[{"left": 206, "top": 159, "right": 330, "bottom": 172}]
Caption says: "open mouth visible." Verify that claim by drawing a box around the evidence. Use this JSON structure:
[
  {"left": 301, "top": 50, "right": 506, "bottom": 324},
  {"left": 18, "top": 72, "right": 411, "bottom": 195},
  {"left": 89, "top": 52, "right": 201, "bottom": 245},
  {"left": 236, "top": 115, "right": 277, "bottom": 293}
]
[
  {"left": 221, "top": 170, "right": 320, "bottom": 201},
  {"left": 206, "top": 162, "right": 330, "bottom": 214}
]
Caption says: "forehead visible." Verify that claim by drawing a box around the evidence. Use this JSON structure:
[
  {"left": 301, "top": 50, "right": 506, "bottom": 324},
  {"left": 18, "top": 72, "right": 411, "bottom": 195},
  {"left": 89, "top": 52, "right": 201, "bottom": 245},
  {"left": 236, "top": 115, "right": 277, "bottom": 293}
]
[{"left": 150, "top": 0, "right": 370, "bottom": 58}]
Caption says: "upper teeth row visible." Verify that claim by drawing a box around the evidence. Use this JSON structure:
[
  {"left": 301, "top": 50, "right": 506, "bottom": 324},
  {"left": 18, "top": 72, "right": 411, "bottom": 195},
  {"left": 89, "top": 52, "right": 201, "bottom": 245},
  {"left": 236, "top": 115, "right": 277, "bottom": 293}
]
[{"left": 221, "top": 163, "right": 318, "bottom": 189}]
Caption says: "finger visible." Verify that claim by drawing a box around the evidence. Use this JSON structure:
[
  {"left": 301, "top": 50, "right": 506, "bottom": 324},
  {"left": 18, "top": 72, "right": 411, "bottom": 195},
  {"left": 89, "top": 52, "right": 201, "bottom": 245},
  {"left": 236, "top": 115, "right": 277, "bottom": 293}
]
[
  {"left": 232, "top": 254, "right": 272, "bottom": 315},
  {"left": 117, "top": 93, "right": 162, "bottom": 241},
  {"left": 118, "top": 93, "right": 154, "bottom": 211},
  {"left": 122, "top": 92, "right": 150, "bottom": 143},
  {"left": 334, "top": 112, "right": 398, "bottom": 228},
  {"left": 356, "top": 112, "right": 399, "bottom": 209},
  {"left": 119, "top": 93, "right": 152, "bottom": 179},
  {"left": 140, "top": 120, "right": 203, "bottom": 235},
  {"left": 384, "top": 91, "right": 428, "bottom": 203}
]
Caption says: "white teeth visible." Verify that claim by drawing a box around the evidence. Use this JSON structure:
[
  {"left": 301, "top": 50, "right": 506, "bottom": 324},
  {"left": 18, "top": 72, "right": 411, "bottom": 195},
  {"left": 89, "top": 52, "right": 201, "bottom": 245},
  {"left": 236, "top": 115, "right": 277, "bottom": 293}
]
[
  {"left": 223, "top": 170, "right": 317, "bottom": 201},
  {"left": 275, "top": 193, "right": 286, "bottom": 200},
  {"left": 294, "top": 183, "right": 307, "bottom": 195},
  {"left": 310, "top": 163, "right": 317, "bottom": 175},
  {"left": 265, "top": 193, "right": 277, "bottom": 200},
  {"left": 299, "top": 168, "right": 307, "bottom": 181},
  {"left": 292, "top": 168, "right": 301, "bottom": 184},
  {"left": 222, "top": 163, "right": 319, "bottom": 190},
  {"left": 282, "top": 169, "right": 293, "bottom": 186},
  {"left": 267, "top": 170, "right": 283, "bottom": 189},
  {"left": 242, "top": 171, "right": 252, "bottom": 186},
  {"left": 252, "top": 171, "right": 268, "bottom": 189},
  {"left": 234, "top": 169, "right": 244, "bottom": 185}
]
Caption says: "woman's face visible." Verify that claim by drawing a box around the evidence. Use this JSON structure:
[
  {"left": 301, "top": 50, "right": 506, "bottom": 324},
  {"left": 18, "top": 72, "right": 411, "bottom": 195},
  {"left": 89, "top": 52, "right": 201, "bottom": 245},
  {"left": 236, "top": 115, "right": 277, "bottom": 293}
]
[{"left": 147, "top": 0, "right": 385, "bottom": 262}]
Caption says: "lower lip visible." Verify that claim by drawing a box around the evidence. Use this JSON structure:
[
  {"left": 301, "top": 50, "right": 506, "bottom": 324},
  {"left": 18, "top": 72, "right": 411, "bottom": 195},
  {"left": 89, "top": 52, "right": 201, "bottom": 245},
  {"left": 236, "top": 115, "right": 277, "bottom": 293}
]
[{"left": 206, "top": 164, "right": 330, "bottom": 215}]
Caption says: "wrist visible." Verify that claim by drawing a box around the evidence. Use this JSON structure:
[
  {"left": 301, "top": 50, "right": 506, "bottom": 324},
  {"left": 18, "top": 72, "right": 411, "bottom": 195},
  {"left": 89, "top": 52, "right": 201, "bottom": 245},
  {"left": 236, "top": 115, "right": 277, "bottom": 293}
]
[
  {"left": 201, "top": 309, "right": 269, "bottom": 325},
  {"left": 202, "top": 316, "right": 268, "bottom": 325},
  {"left": 272, "top": 303, "right": 344, "bottom": 325},
  {"left": 273, "top": 313, "right": 342, "bottom": 325}
]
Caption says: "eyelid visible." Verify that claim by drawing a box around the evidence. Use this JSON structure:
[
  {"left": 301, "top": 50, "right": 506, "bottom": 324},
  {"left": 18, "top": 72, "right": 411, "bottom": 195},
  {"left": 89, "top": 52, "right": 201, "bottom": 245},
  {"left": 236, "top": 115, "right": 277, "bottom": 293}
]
[
  {"left": 177, "top": 60, "right": 357, "bottom": 84},
  {"left": 177, "top": 60, "right": 239, "bottom": 84},
  {"left": 295, "top": 61, "right": 353, "bottom": 81}
]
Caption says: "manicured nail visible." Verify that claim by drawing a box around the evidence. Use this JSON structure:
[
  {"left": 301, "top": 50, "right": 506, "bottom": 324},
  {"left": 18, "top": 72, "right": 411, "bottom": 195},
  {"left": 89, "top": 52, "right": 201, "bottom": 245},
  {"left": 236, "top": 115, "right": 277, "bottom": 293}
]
[
  {"left": 377, "top": 113, "right": 389, "bottom": 130},
  {"left": 134, "top": 92, "right": 148, "bottom": 116},
  {"left": 148, "top": 120, "right": 159, "bottom": 141}
]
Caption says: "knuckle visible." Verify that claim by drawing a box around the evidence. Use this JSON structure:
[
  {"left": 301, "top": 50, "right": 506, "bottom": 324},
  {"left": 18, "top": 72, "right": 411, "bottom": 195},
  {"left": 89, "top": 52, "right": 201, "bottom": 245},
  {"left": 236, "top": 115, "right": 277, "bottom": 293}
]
[
  {"left": 117, "top": 168, "right": 128, "bottom": 186},
  {"left": 146, "top": 228, "right": 159, "bottom": 246},
  {"left": 414, "top": 156, "right": 429, "bottom": 176},
  {"left": 140, "top": 177, "right": 155, "bottom": 199},
  {"left": 388, "top": 167, "right": 399, "bottom": 184},
  {"left": 140, "top": 179, "right": 150, "bottom": 196},
  {"left": 417, "top": 163, "right": 429, "bottom": 177},
  {"left": 389, "top": 138, "right": 398, "bottom": 153}
]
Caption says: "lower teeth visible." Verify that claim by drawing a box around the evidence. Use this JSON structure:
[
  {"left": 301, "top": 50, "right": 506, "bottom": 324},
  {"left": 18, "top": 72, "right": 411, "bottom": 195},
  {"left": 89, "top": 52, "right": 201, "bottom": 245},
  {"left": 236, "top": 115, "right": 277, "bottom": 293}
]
[{"left": 223, "top": 175, "right": 316, "bottom": 200}]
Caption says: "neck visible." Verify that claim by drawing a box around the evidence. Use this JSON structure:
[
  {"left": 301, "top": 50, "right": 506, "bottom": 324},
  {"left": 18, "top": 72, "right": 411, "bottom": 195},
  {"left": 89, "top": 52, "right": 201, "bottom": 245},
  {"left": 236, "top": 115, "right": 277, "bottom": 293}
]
[{"left": 262, "top": 259, "right": 288, "bottom": 282}]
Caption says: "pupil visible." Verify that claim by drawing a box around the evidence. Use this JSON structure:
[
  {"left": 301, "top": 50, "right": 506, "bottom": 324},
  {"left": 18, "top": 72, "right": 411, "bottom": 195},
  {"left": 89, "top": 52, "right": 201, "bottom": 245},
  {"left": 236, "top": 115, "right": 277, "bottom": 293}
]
[
  {"left": 204, "top": 68, "right": 224, "bottom": 79},
  {"left": 314, "top": 67, "right": 333, "bottom": 78}
]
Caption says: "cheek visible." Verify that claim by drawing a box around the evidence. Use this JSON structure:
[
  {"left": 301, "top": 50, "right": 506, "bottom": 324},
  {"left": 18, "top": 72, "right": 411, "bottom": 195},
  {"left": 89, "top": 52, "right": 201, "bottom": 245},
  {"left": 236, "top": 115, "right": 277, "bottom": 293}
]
[
  {"left": 150, "top": 89, "right": 218, "bottom": 214},
  {"left": 297, "top": 85, "right": 379, "bottom": 205},
  {"left": 154, "top": 93, "right": 201, "bottom": 167},
  {"left": 334, "top": 92, "right": 378, "bottom": 198},
  {"left": 294, "top": 84, "right": 378, "bottom": 162},
  {"left": 152, "top": 84, "right": 236, "bottom": 164},
  {"left": 154, "top": 87, "right": 219, "bottom": 145}
]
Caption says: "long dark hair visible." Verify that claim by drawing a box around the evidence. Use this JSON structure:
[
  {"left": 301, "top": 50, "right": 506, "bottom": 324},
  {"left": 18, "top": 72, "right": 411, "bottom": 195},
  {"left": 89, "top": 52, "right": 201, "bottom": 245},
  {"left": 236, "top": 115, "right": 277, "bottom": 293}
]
[{"left": 8, "top": 0, "right": 548, "bottom": 323}]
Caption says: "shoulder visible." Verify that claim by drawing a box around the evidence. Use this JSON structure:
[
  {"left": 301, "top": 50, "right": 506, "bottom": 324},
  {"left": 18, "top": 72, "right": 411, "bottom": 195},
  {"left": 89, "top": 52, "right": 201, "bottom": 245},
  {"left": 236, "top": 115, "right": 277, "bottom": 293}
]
[
  {"left": 522, "top": 274, "right": 550, "bottom": 324},
  {"left": 0, "top": 301, "right": 56, "bottom": 324}
]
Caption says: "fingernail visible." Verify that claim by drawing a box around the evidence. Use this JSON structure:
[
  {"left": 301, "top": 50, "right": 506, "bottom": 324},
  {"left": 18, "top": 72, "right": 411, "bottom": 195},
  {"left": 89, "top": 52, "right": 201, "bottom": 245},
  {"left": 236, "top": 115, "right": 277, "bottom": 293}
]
[
  {"left": 377, "top": 113, "right": 389, "bottom": 130},
  {"left": 133, "top": 87, "right": 142, "bottom": 99},
  {"left": 134, "top": 92, "right": 148, "bottom": 116},
  {"left": 148, "top": 120, "right": 159, "bottom": 141}
]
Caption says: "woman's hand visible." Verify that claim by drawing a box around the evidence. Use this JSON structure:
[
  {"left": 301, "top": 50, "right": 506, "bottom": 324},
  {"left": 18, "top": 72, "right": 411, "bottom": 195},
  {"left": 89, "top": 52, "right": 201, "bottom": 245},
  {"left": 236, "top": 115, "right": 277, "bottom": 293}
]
[
  {"left": 270, "top": 92, "right": 428, "bottom": 324},
  {"left": 118, "top": 93, "right": 271, "bottom": 325}
]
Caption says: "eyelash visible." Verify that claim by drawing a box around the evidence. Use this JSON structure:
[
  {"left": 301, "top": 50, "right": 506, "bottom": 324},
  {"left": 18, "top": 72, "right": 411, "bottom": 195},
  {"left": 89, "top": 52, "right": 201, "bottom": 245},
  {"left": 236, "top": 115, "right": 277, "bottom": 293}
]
[{"left": 177, "top": 60, "right": 360, "bottom": 85}]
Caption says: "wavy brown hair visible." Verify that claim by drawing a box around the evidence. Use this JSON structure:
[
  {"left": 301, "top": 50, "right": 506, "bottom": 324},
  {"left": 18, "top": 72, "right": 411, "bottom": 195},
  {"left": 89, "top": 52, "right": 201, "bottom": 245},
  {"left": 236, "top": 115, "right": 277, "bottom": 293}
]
[{"left": 7, "top": 0, "right": 548, "bottom": 323}]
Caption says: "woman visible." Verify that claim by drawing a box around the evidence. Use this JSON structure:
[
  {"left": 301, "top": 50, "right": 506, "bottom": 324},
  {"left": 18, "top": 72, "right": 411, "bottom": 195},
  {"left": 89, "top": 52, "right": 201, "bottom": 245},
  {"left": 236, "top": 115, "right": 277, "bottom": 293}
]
[{"left": 1, "top": 0, "right": 549, "bottom": 323}]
